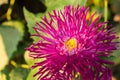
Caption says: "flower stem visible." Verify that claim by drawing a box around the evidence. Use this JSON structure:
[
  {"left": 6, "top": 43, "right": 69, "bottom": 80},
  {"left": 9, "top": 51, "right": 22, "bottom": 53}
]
[{"left": 104, "top": 0, "right": 108, "bottom": 27}]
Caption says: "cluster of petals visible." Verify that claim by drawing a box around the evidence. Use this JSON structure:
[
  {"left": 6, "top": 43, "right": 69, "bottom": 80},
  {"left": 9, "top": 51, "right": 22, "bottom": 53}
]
[{"left": 27, "top": 5, "right": 118, "bottom": 80}]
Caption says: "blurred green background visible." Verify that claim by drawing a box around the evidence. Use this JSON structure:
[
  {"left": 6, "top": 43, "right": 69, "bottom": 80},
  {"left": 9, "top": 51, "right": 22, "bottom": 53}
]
[{"left": 0, "top": 0, "right": 120, "bottom": 80}]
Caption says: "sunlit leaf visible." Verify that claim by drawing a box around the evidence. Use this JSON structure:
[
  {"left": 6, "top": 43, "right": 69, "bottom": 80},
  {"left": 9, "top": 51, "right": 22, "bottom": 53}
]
[
  {"left": 24, "top": 51, "right": 34, "bottom": 67},
  {"left": 1, "top": 67, "right": 10, "bottom": 80},
  {"left": 2, "top": 21, "right": 25, "bottom": 36},
  {"left": 26, "top": 68, "right": 39, "bottom": 80},
  {"left": 79, "top": 0, "right": 87, "bottom": 6},
  {"left": 0, "top": 34, "right": 8, "bottom": 70},
  {"left": 93, "top": 0, "right": 104, "bottom": 7},
  {"left": 0, "top": 71, "right": 7, "bottom": 80},
  {"left": 45, "top": 0, "right": 73, "bottom": 11},
  {"left": 24, "top": 51, "right": 45, "bottom": 67},
  {"left": 0, "top": 26, "right": 22, "bottom": 59},
  {"left": 0, "top": 0, "right": 8, "bottom": 5},
  {"left": 24, "top": 51, "right": 45, "bottom": 80},
  {"left": 45, "top": 0, "right": 87, "bottom": 11}
]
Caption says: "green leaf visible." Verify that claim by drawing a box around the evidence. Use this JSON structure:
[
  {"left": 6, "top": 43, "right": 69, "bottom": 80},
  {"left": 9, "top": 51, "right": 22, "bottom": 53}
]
[
  {"left": 2, "top": 20, "right": 25, "bottom": 36},
  {"left": 24, "top": 51, "right": 45, "bottom": 67},
  {"left": 113, "top": 50, "right": 120, "bottom": 65},
  {"left": 45, "top": 0, "right": 87, "bottom": 11},
  {"left": 9, "top": 67, "right": 30, "bottom": 80},
  {"left": 23, "top": 7, "right": 43, "bottom": 42},
  {"left": 24, "top": 51, "right": 34, "bottom": 67},
  {"left": 0, "top": 34, "right": 8, "bottom": 70},
  {"left": 24, "top": 51, "right": 45, "bottom": 79},
  {"left": 112, "top": 23, "right": 120, "bottom": 65},
  {"left": 23, "top": 7, "right": 40, "bottom": 33},
  {"left": 0, "top": 71, "right": 7, "bottom": 80},
  {"left": 93, "top": 0, "right": 104, "bottom": 7},
  {"left": 79, "top": 0, "right": 87, "bottom": 6},
  {"left": 26, "top": 68, "right": 38, "bottom": 80},
  {"left": 101, "top": 56, "right": 116, "bottom": 61},
  {"left": 1, "top": 67, "right": 10, "bottom": 80},
  {"left": 24, "top": 50, "right": 46, "bottom": 80},
  {"left": 0, "top": 26, "right": 22, "bottom": 59},
  {"left": 45, "top": 0, "right": 73, "bottom": 11}
]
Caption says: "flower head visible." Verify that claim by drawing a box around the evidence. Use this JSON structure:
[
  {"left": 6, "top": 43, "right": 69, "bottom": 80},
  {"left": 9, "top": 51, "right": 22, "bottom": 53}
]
[{"left": 27, "top": 5, "right": 118, "bottom": 80}]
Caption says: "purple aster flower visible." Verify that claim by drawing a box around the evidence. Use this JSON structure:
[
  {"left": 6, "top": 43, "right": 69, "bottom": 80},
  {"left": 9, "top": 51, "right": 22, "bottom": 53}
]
[{"left": 27, "top": 5, "right": 119, "bottom": 80}]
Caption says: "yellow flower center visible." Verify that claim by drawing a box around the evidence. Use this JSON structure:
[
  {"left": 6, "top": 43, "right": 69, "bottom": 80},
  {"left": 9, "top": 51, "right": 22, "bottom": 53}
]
[{"left": 65, "top": 38, "right": 77, "bottom": 51}]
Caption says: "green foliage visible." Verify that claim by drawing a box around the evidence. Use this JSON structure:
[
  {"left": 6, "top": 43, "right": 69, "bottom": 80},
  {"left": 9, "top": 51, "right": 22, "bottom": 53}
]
[
  {"left": 0, "top": 71, "right": 7, "bottom": 80},
  {"left": 23, "top": 7, "right": 41, "bottom": 33},
  {"left": 45, "top": 0, "right": 87, "bottom": 11},
  {"left": 9, "top": 67, "right": 30, "bottom": 80},
  {"left": 0, "top": 26, "right": 22, "bottom": 70},
  {"left": 23, "top": 7, "right": 43, "bottom": 42},
  {"left": 0, "top": 26, "right": 22, "bottom": 59},
  {"left": 2, "top": 21, "right": 25, "bottom": 36},
  {"left": 79, "top": 0, "right": 87, "bottom": 6},
  {"left": 26, "top": 68, "right": 38, "bottom": 80},
  {"left": 24, "top": 51, "right": 34, "bottom": 67},
  {"left": 0, "top": 34, "right": 8, "bottom": 70},
  {"left": 112, "top": 0, "right": 120, "bottom": 14},
  {"left": 93, "top": 0, "right": 104, "bottom": 7},
  {"left": 112, "top": 23, "right": 120, "bottom": 65}
]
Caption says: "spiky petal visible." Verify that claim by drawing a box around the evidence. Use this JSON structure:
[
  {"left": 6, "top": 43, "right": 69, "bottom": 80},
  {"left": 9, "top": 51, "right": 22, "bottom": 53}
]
[{"left": 27, "top": 5, "right": 118, "bottom": 80}]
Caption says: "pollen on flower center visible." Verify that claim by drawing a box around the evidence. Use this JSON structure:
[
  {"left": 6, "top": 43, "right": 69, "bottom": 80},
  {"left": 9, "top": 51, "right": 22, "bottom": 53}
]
[{"left": 65, "top": 38, "right": 77, "bottom": 51}]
